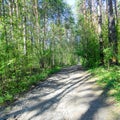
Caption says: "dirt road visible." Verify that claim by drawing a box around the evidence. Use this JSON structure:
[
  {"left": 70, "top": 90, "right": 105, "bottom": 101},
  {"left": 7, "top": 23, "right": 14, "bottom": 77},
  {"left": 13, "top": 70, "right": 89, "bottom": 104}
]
[{"left": 0, "top": 66, "right": 119, "bottom": 120}]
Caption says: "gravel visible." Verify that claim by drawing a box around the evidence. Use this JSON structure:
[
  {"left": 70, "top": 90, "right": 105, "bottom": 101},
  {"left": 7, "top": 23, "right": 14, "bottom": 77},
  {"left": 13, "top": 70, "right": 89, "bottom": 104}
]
[{"left": 0, "top": 65, "right": 119, "bottom": 120}]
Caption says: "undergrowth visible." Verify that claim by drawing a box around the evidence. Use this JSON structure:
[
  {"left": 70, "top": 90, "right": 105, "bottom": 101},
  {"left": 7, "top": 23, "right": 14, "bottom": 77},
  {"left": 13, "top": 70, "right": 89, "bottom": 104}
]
[
  {"left": 0, "top": 66, "right": 61, "bottom": 105},
  {"left": 90, "top": 66, "right": 120, "bottom": 102}
]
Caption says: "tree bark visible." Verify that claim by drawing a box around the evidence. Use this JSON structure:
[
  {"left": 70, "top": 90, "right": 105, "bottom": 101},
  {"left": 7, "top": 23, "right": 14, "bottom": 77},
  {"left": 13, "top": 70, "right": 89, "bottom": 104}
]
[
  {"left": 33, "top": 0, "right": 40, "bottom": 44},
  {"left": 23, "top": 0, "right": 27, "bottom": 55},
  {"left": 114, "top": 0, "right": 118, "bottom": 24},
  {"left": 97, "top": 0, "right": 104, "bottom": 65},
  {"left": 108, "top": 0, "right": 118, "bottom": 64}
]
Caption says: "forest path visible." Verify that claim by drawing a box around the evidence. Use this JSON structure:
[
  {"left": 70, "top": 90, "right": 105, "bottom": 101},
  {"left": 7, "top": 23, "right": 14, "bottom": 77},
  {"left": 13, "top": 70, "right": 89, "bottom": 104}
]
[{"left": 0, "top": 65, "right": 120, "bottom": 120}]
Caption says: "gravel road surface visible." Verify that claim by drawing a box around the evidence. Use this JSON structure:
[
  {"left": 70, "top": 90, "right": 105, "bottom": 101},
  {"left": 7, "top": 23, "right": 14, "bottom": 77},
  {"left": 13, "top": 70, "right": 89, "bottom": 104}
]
[{"left": 0, "top": 66, "right": 120, "bottom": 120}]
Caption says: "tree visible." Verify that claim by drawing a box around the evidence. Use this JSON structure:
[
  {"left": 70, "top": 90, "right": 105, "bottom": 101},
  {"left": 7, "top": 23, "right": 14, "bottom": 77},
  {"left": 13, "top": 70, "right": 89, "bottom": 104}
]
[
  {"left": 97, "top": 0, "right": 104, "bottom": 65},
  {"left": 108, "top": 0, "right": 118, "bottom": 64},
  {"left": 0, "top": 0, "right": 77, "bottom": 103}
]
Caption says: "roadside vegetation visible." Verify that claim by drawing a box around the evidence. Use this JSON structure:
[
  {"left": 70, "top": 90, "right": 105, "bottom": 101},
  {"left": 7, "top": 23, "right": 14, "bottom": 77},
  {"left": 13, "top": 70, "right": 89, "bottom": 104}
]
[
  {"left": 0, "top": 66, "right": 62, "bottom": 105},
  {"left": 76, "top": 0, "right": 120, "bottom": 103},
  {"left": 90, "top": 66, "right": 120, "bottom": 102},
  {"left": 0, "top": 0, "right": 77, "bottom": 105}
]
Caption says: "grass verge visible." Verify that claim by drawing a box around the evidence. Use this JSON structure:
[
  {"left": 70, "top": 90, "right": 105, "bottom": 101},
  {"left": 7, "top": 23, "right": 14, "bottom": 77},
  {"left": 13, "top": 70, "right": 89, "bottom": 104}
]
[{"left": 89, "top": 66, "right": 120, "bottom": 102}]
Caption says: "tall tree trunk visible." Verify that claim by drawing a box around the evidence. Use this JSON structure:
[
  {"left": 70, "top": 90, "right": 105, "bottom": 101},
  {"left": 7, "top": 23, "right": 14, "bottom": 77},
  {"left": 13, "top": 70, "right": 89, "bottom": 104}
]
[
  {"left": 33, "top": 0, "right": 40, "bottom": 44},
  {"left": 52, "top": 23, "right": 55, "bottom": 67},
  {"left": 88, "top": 0, "right": 92, "bottom": 22},
  {"left": 97, "top": 0, "right": 104, "bottom": 65},
  {"left": 83, "top": 0, "right": 86, "bottom": 19},
  {"left": 23, "top": 0, "right": 27, "bottom": 55},
  {"left": 15, "top": 0, "right": 19, "bottom": 17},
  {"left": 2, "top": 0, "right": 8, "bottom": 81},
  {"left": 114, "top": 0, "right": 118, "bottom": 24},
  {"left": 43, "top": 9, "right": 46, "bottom": 52},
  {"left": 0, "top": 0, "right": 2, "bottom": 16},
  {"left": 91, "top": 0, "right": 95, "bottom": 24},
  {"left": 8, "top": 1, "right": 14, "bottom": 41},
  {"left": 108, "top": 0, "right": 118, "bottom": 64}
]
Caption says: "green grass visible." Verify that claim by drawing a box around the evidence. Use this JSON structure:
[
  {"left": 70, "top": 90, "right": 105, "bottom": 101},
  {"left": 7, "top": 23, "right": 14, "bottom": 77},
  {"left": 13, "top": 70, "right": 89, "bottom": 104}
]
[
  {"left": 89, "top": 66, "right": 120, "bottom": 102},
  {"left": 0, "top": 66, "right": 61, "bottom": 105}
]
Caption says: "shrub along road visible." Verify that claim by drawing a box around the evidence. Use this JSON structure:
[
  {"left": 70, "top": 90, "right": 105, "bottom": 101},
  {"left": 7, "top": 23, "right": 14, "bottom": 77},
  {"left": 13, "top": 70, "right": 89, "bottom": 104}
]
[{"left": 0, "top": 65, "right": 120, "bottom": 120}]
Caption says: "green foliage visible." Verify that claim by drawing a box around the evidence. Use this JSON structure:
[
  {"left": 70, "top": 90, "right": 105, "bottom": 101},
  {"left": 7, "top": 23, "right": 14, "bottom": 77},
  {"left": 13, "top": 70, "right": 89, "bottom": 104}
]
[
  {"left": 0, "top": 66, "right": 61, "bottom": 104},
  {"left": 76, "top": 18, "right": 100, "bottom": 68},
  {"left": 90, "top": 66, "right": 120, "bottom": 102},
  {"left": 0, "top": 97, "right": 4, "bottom": 104},
  {"left": 103, "top": 47, "right": 113, "bottom": 68},
  {"left": 0, "top": 0, "right": 77, "bottom": 105}
]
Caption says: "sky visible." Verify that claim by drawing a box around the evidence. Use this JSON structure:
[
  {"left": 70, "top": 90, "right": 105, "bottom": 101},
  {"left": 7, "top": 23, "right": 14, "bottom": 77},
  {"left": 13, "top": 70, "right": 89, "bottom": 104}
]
[
  {"left": 64, "top": 0, "right": 75, "bottom": 6},
  {"left": 64, "top": 0, "right": 77, "bottom": 20},
  {"left": 64, "top": 0, "right": 76, "bottom": 14}
]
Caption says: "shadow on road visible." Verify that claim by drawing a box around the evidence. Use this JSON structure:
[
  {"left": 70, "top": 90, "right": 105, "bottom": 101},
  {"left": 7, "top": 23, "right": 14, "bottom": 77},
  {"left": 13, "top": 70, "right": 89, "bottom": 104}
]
[
  {"left": 79, "top": 85, "right": 112, "bottom": 120},
  {"left": 0, "top": 65, "right": 113, "bottom": 120}
]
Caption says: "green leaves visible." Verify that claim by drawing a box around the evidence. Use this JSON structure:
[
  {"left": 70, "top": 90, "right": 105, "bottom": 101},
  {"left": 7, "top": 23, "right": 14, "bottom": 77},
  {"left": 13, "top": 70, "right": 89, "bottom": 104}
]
[
  {"left": 0, "top": 97, "right": 4, "bottom": 104},
  {"left": 76, "top": 18, "right": 100, "bottom": 68},
  {"left": 0, "top": 66, "right": 61, "bottom": 104},
  {"left": 0, "top": 0, "right": 75, "bottom": 105},
  {"left": 90, "top": 66, "right": 120, "bottom": 102},
  {"left": 4, "top": 93, "right": 13, "bottom": 101}
]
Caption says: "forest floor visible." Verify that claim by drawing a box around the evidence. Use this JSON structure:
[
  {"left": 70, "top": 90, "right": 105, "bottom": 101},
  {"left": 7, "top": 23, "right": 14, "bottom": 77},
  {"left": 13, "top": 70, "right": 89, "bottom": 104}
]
[{"left": 0, "top": 65, "right": 120, "bottom": 120}]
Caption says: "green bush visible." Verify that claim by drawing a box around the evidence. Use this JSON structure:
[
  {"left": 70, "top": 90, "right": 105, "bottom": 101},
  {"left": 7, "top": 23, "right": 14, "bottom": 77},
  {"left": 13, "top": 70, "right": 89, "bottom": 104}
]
[{"left": 0, "top": 66, "right": 61, "bottom": 105}]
